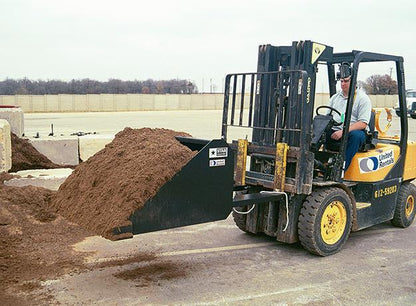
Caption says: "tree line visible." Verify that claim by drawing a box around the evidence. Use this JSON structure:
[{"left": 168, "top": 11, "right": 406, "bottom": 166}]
[
  {"left": 0, "top": 74, "right": 398, "bottom": 96},
  {"left": 358, "top": 74, "right": 398, "bottom": 94},
  {"left": 0, "top": 78, "right": 198, "bottom": 95}
]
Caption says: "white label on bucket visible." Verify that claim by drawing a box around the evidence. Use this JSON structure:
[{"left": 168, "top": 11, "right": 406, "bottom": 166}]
[
  {"left": 209, "top": 159, "right": 225, "bottom": 167},
  {"left": 209, "top": 147, "right": 228, "bottom": 158}
]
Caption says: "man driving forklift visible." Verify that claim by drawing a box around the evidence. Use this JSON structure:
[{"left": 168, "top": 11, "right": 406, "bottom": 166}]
[{"left": 325, "top": 63, "right": 372, "bottom": 170}]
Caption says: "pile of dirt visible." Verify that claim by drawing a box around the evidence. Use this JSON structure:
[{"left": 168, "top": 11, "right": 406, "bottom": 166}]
[
  {"left": 0, "top": 173, "right": 91, "bottom": 304},
  {"left": 0, "top": 128, "right": 196, "bottom": 303},
  {"left": 10, "top": 133, "right": 63, "bottom": 172},
  {"left": 51, "top": 127, "right": 196, "bottom": 240}
]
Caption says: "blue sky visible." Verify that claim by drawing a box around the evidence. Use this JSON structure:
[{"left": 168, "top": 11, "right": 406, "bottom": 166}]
[{"left": 1, "top": 0, "right": 415, "bottom": 92}]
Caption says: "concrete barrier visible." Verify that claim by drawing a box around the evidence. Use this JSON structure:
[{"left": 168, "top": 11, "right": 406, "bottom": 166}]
[
  {"left": 5, "top": 168, "right": 73, "bottom": 190},
  {"left": 0, "top": 119, "right": 11, "bottom": 172},
  {"left": 19, "top": 134, "right": 114, "bottom": 166},
  {"left": 29, "top": 137, "right": 79, "bottom": 166},
  {"left": 0, "top": 106, "right": 24, "bottom": 136},
  {"left": 2, "top": 93, "right": 397, "bottom": 113},
  {"left": 78, "top": 134, "right": 114, "bottom": 161}
]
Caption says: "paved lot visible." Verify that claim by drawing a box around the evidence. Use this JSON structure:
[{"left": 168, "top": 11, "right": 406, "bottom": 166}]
[
  {"left": 24, "top": 110, "right": 223, "bottom": 140},
  {"left": 24, "top": 109, "right": 416, "bottom": 141},
  {"left": 44, "top": 217, "right": 416, "bottom": 305},
  {"left": 24, "top": 111, "right": 416, "bottom": 305}
]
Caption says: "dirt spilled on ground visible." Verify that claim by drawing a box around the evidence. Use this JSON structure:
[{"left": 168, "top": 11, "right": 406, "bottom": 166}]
[
  {"left": 0, "top": 173, "right": 91, "bottom": 305},
  {"left": 1, "top": 127, "right": 197, "bottom": 304},
  {"left": 94, "top": 252, "right": 190, "bottom": 287},
  {"left": 51, "top": 127, "right": 196, "bottom": 240},
  {"left": 10, "top": 133, "right": 63, "bottom": 172},
  {"left": 114, "top": 260, "right": 189, "bottom": 287}
]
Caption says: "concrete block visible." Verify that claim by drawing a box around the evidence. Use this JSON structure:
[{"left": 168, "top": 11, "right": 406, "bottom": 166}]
[
  {"left": 115, "top": 95, "right": 129, "bottom": 111},
  {"left": 0, "top": 119, "right": 12, "bottom": 172},
  {"left": 179, "top": 95, "right": 192, "bottom": 110},
  {"left": 46, "top": 95, "right": 59, "bottom": 112},
  {"left": 31, "top": 95, "right": 46, "bottom": 112},
  {"left": 29, "top": 137, "right": 79, "bottom": 166},
  {"left": 101, "top": 94, "right": 114, "bottom": 111},
  {"left": 79, "top": 134, "right": 114, "bottom": 161},
  {"left": 4, "top": 168, "right": 73, "bottom": 191},
  {"left": 59, "top": 94, "right": 74, "bottom": 112},
  {"left": 15, "top": 95, "right": 31, "bottom": 111},
  {"left": 139, "top": 95, "right": 155, "bottom": 110},
  {"left": 73, "top": 95, "right": 88, "bottom": 112},
  {"left": 0, "top": 106, "right": 24, "bottom": 136},
  {"left": 86, "top": 95, "right": 101, "bottom": 111}
]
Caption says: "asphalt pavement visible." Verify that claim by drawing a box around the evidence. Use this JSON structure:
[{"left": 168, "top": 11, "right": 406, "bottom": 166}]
[{"left": 25, "top": 110, "right": 416, "bottom": 305}]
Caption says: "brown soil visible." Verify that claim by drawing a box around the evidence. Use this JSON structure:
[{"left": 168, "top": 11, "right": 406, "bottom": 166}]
[
  {"left": 113, "top": 260, "right": 189, "bottom": 287},
  {"left": 10, "top": 133, "right": 63, "bottom": 172},
  {"left": 0, "top": 128, "right": 198, "bottom": 304},
  {"left": 0, "top": 177, "right": 91, "bottom": 305},
  {"left": 51, "top": 127, "right": 196, "bottom": 240}
]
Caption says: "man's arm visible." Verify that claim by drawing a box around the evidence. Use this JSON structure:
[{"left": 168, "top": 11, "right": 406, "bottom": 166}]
[
  {"left": 348, "top": 121, "right": 367, "bottom": 131},
  {"left": 331, "top": 121, "right": 367, "bottom": 140},
  {"left": 331, "top": 91, "right": 371, "bottom": 140}
]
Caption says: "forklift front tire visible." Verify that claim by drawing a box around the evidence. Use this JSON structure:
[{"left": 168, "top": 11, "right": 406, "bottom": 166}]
[
  {"left": 391, "top": 182, "right": 416, "bottom": 228},
  {"left": 298, "top": 187, "right": 353, "bottom": 256},
  {"left": 232, "top": 206, "right": 250, "bottom": 233}
]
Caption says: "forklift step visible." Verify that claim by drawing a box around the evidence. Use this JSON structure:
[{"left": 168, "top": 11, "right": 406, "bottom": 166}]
[{"left": 356, "top": 202, "right": 371, "bottom": 209}]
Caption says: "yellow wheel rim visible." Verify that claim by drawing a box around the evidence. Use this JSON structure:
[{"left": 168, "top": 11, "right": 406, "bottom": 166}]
[
  {"left": 321, "top": 200, "right": 347, "bottom": 245},
  {"left": 405, "top": 195, "right": 414, "bottom": 218}
]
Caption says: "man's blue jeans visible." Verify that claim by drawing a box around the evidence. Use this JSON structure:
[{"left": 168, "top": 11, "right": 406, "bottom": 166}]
[{"left": 326, "top": 129, "right": 366, "bottom": 170}]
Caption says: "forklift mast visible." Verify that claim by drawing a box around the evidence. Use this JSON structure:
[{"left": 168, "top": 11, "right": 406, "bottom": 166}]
[
  {"left": 252, "top": 41, "right": 332, "bottom": 147},
  {"left": 222, "top": 41, "right": 333, "bottom": 194}
]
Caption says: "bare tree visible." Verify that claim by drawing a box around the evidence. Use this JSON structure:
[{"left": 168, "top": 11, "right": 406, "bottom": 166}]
[
  {"left": 359, "top": 74, "right": 398, "bottom": 95},
  {"left": 0, "top": 78, "right": 198, "bottom": 95}
]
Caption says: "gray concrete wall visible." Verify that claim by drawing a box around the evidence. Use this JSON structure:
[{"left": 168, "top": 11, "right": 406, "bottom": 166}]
[
  {"left": 0, "top": 119, "right": 11, "bottom": 172},
  {"left": 0, "top": 106, "right": 24, "bottom": 136},
  {"left": 0, "top": 93, "right": 398, "bottom": 113}
]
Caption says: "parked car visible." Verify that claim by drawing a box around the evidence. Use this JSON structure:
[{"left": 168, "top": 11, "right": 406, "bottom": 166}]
[{"left": 395, "top": 89, "right": 416, "bottom": 118}]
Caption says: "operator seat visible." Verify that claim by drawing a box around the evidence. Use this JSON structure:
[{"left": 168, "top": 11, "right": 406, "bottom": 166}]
[{"left": 359, "top": 110, "right": 377, "bottom": 152}]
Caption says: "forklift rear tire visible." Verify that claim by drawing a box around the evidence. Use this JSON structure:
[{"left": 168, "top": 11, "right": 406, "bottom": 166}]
[
  {"left": 391, "top": 182, "right": 416, "bottom": 228},
  {"left": 298, "top": 187, "right": 353, "bottom": 256}
]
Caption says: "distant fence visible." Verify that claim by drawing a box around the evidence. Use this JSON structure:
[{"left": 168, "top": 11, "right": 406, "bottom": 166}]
[{"left": 0, "top": 93, "right": 398, "bottom": 113}]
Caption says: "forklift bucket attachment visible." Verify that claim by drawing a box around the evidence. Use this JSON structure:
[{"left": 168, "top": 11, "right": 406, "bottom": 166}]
[{"left": 112, "top": 138, "right": 235, "bottom": 236}]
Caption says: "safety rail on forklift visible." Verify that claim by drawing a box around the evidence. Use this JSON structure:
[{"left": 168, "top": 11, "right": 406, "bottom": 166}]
[{"left": 222, "top": 71, "right": 314, "bottom": 195}]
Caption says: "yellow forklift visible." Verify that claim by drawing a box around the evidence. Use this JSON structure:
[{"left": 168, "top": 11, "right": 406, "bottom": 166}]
[{"left": 114, "top": 41, "right": 416, "bottom": 256}]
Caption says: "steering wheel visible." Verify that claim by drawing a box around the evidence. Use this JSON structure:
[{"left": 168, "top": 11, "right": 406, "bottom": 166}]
[{"left": 316, "top": 105, "right": 343, "bottom": 126}]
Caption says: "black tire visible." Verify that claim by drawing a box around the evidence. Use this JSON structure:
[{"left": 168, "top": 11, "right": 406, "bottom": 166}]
[
  {"left": 298, "top": 187, "right": 353, "bottom": 256},
  {"left": 411, "top": 115, "right": 416, "bottom": 119},
  {"left": 232, "top": 206, "right": 249, "bottom": 233},
  {"left": 391, "top": 182, "right": 416, "bottom": 228}
]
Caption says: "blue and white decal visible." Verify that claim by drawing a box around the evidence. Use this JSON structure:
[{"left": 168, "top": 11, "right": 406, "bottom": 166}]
[
  {"left": 209, "top": 159, "right": 225, "bottom": 167},
  {"left": 358, "top": 149, "right": 394, "bottom": 173}
]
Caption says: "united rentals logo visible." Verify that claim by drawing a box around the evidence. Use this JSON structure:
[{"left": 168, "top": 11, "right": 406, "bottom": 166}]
[{"left": 358, "top": 150, "right": 395, "bottom": 173}]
